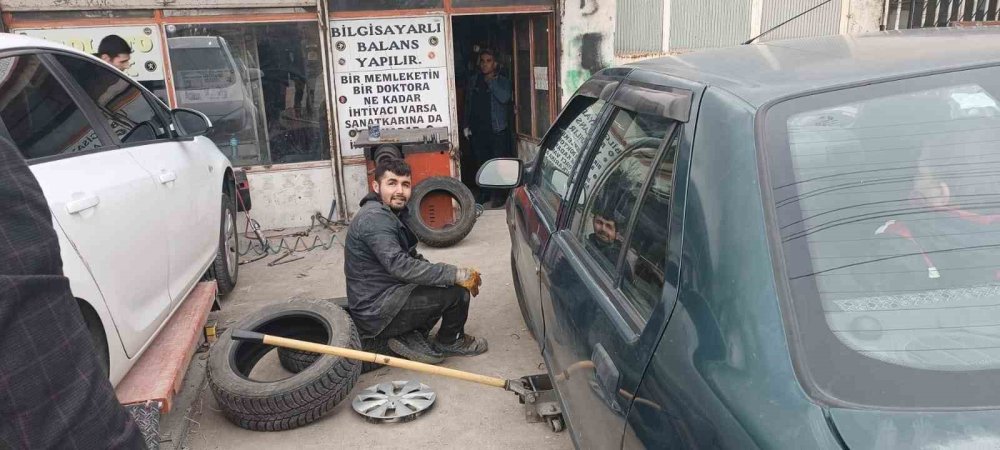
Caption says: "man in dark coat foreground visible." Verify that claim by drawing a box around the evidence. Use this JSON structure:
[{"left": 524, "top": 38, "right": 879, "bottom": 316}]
[
  {"left": 344, "top": 158, "right": 487, "bottom": 363},
  {"left": 0, "top": 137, "right": 143, "bottom": 449}
]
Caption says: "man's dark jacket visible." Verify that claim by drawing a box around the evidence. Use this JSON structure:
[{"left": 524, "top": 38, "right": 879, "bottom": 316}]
[
  {"left": 345, "top": 192, "right": 458, "bottom": 337},
  {"left": 0, "top": 137, "right": 142, "bottom": 449}
]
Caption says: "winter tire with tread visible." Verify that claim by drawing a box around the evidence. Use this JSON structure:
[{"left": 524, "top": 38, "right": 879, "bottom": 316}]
[{"left": 207, "top": 300, "right": 361, "bottom": 431}]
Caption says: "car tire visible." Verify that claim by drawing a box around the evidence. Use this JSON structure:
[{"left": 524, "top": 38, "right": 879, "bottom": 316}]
[
  {"left": 406, "top": 176, "right": 477, "bottom": 248},
  {"left": 278, "top": 336, "right": 396, "bottom": 374},
  {"left": 212, "top": 192, "right": 239, "bottom": 295},
  {"left": 207, "top": 300, "right": 362, "bottom": 432}
]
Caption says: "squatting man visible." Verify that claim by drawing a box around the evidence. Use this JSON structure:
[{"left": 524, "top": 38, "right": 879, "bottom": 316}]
[{"left": 345, "top": 158, "right": 486, "bottom": 363}]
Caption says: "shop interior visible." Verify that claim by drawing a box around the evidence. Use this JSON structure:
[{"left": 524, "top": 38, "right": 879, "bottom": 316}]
[
  {"left": 165, "top": 22, "right": 330, "bottom": 167},
  {"left": 452, "top": 15, "right": 516, "bottom": 207}
]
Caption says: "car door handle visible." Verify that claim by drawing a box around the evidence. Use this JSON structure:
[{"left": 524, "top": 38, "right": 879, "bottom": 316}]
[
  {"left": 592, "top": 344, "right": 623, "bottom": 413},
  {"left": 158, "top": 171, "right": 177, "bottom": 184},
  {"left": 66, "top": 195, "right": 100, "bottom": 214}
]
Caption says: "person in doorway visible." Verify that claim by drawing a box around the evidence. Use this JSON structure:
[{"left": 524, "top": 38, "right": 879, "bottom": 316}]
[
  {"left": 344, "top": 158, "right": 487, "bottom": 364},
  {"left": 95, "top": 35, "right": 133, "bottom": 72},
  {"left": 463, "top": 48, "right": 513, "bottom": 207},
  {"left": 0, "top": 137, "right": 144, "bottom": 449}
]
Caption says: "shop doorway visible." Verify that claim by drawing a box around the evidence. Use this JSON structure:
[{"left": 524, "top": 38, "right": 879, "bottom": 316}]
[{"left": 453, "top": 13, "right": 555, "bottom": 208}]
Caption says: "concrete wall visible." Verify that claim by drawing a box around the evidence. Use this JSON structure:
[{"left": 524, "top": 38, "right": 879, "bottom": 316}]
[
  {"left": 244, "top": 163, "right": 339, "bottom": 229},
  {"left": 342, "top": 163, "right": 370, "bottom": 219},
  {"left": 559, "top": 0, "right": 616, "bottom": 103},
  {"left": 844, "top": 0, "right": 886, "bottom": 34}
]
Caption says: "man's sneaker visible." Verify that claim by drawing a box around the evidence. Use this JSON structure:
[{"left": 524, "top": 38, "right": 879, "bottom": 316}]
[
  {"left": 432, "top": 334, "right": 488, "bottom": 357},
  {"left": 388, "top": 331, "right": 444, "bottom": 364}
]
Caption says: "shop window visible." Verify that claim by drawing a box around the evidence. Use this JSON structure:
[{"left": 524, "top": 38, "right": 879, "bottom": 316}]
[
  {"left": 514, "top": 16, "right": 553, "bottom": 140},
  {"left": 166, "top": 22, "right": 330, "bottom": 166},
  {"left": 330, "top": 0, "right": 442, "bottom": 10}
]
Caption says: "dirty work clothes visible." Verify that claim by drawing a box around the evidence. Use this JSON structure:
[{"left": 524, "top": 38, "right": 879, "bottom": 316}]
[
  {"left": 463, "top": 72, "right": 512, "bottom": 134},
  {"left": 377, "top": 286, "right": 471, "bottom": 344},
  {"left": 345, "top": 192, "right": 459, "bottom": 338},
  {"left": 0, "top": 137, "right": 143, "bottom": 449}
]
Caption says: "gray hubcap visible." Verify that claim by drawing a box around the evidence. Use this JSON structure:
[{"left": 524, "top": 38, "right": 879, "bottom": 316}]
[{"left": 352, "top": 381, "right": 436, "bottom": 423}]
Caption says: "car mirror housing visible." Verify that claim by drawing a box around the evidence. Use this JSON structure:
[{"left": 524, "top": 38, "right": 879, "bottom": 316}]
[
  {"left": 172, "top": 108, "right": 213, "bottom": 138},
  {"left": 477, "top": 158, "right": 523, "bottom": 188}
]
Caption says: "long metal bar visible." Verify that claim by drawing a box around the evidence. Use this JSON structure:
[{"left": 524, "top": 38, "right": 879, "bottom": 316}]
[
  {"left": 933, "top": 0, "right": 942, "bottom": 25},
  {"left": 237, "top": 331, "right": 510, "bottom": 389},
  {"left": 920, "top": 0, "right": 929, "bottom": 27}
]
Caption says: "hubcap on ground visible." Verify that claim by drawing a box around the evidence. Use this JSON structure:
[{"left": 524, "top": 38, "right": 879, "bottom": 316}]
[{"left": 352, "top": 380, "right": 435, "bottom": 423}]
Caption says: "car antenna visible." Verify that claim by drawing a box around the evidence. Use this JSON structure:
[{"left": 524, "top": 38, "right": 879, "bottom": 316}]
[{"left": 743, "top": 0, "right": 833, "bottom": 45}]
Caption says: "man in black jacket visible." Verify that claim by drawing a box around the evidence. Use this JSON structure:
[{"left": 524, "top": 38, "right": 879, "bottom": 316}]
[{"left": 345, "top": 159, "right": 486, "bottom": 363}]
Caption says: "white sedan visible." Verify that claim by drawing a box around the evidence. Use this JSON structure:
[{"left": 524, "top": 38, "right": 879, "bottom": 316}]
[{"left": 0, "top": 35, "right": 239, "bottom": 386}]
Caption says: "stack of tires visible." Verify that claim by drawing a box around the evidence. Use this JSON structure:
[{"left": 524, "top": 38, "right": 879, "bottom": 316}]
[{"left": 207, "top": 300, "right": 362, "bottom": 431}]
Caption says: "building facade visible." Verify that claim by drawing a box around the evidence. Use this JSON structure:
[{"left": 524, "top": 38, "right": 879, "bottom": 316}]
[{"left": 0, "top": 0, "right": 888, "bottom": 229}]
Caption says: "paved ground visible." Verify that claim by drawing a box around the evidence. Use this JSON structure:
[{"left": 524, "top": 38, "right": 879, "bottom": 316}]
[{"left": 169, "top": 211, "right": 571, "bottom": 449}]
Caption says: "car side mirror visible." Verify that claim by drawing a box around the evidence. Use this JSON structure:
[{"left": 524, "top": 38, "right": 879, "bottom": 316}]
[
  {"left": 172, "top": 108, "right": 213, "bottom": 138},
  {"left": 247, "top": 68, "right": 263, "bottom": 82},
  {"left": 477, "top": 158, "right": 523, "bottom": 188}
]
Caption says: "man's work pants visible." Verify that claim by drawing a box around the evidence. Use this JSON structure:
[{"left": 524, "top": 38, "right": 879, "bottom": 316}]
[{"left": 378, "top": 285, "right": 470, "bottom": 344}]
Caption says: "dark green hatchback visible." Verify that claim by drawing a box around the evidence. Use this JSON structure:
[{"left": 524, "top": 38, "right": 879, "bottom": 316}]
[{"left": 480, "top": 26, "right": 1000, "bottom": 449}]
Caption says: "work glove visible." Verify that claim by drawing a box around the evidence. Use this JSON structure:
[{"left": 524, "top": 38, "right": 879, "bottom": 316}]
[
  {"left": 463, "top": 127, "right": 472, "bottom": 139},
  {"left": 456, "top": 268, "right": 482, "bottom": 297}
]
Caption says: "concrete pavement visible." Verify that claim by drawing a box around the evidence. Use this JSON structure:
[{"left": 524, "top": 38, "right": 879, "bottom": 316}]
[{"left": 171, "top": 210, "right": 571, "bottom": 449}]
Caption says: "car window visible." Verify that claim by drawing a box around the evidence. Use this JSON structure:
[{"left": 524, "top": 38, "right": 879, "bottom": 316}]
[
  {"left": 533, "top": 95, "right": 607, "bottom": 222},
  {"left": 0, "top": 54, "right": 106, "bottom": 160},
  {"left": 621, "top": 132, "right": 680, "bottom": 320},
  {"left": 573, "top": 107, "right": 675, "bottom": 279},
  {"left": 765, "top": 67, "right": 1000, "bottom": 408},
  {"left": 53, "top": 54, "right": 171, "bottom": 145}
]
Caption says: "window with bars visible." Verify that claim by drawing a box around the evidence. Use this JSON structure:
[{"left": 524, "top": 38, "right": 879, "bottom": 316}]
[{"left": 883, "top": 0, "right": 1000, "bottom": 30}]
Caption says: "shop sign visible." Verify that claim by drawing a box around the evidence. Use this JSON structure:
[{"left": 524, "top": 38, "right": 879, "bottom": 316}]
[
  {"left": 331, "top": 16, "right": 450, "bottom": 157},
  {"left": 15, "top": 25, "right": 165, "bottom": 82}
]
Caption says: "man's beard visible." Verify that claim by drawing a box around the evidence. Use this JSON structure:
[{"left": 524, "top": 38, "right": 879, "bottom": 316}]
[{"left": 387, "top": 195, "right": 408, "bottom": 211}]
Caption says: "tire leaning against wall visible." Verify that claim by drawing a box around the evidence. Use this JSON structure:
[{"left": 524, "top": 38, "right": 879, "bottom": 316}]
[
  {"left": 405, "top": 176, "right": 477, "bottom": 248},
  {"left": 207, "top": 300, "right": 361, "bottom": 431}
]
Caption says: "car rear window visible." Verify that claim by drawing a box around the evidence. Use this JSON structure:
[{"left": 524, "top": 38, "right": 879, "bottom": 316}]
[
  {"left": 170, "top": 47, "right": 236, "bottom": 90},
  {"left": 764, "top": 66, "right": 1000, "bottom": 408}
]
